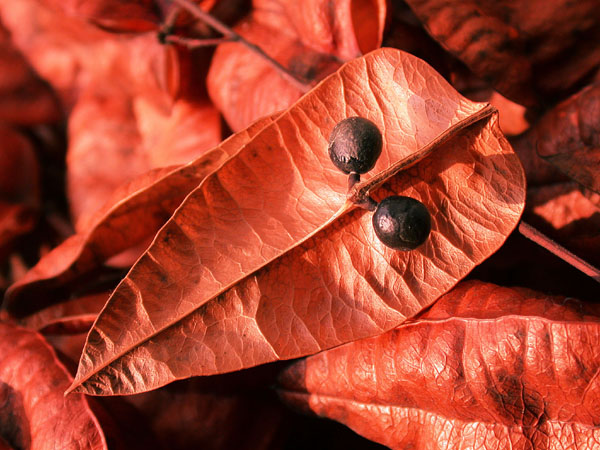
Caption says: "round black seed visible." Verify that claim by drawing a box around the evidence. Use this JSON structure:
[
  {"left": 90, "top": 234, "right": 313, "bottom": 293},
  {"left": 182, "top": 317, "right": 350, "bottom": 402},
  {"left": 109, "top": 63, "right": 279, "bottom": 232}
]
[
  {"left": 328, "top": 117, "right": 383, "bottom": 174},
  {"left": 372, "top": 196, "right": 431, "bottom": 250}
]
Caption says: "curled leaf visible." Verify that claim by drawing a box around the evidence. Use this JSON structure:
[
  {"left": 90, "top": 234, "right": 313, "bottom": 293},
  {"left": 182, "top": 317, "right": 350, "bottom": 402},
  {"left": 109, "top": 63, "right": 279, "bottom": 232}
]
[
  {"left": 279, "top": 280, "right": 600, "bottom": 450},
  {"left": 0, "top": 322, "right": 106, "bottom": 449},
  {"left": 69, "top": 48, "right": 525, "bottom": 396}
]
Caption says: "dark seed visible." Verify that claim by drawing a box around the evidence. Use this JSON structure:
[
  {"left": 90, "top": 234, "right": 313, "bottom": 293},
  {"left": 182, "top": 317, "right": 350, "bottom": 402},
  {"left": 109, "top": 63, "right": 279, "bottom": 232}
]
[
  {"left": 328, "top": 117, "right": 382, "bottom": 174},
  {"left": 372, "top": 196, "right": 431, "bottom": 250}
]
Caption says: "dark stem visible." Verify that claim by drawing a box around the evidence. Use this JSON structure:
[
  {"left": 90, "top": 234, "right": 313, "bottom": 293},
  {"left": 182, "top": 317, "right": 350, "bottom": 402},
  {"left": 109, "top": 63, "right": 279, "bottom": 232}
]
[
  {"left": 158, "top": 5, "right": 182, "bottom": 44},
  {"left": 518, "top": 221, "right": 600, "bottom": 284},
  {"left": 167, "top": 0, "right": 311, "bottom": 93},
  {"left": 347, "top": 172, "right": 377, "bottom": 211}
]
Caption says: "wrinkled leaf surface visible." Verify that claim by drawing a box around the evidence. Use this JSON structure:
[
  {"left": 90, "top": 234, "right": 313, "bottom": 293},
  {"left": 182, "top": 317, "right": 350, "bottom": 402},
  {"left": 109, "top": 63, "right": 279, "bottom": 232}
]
[
  {"left": 279, "top": 280, "right": 600, "bottom": 450},
  {"left": 5, "top": 116, "right": 273, "bottom": 317},
  {"left": 70, "top": 48, "right": 525, "bottom": 396}
]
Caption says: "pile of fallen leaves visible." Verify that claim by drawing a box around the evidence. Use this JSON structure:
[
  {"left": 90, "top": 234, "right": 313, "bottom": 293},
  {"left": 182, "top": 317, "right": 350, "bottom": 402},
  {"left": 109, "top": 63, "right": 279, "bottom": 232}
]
[{"left": 1, "top": 0, "right": 599, "bottom": 449}]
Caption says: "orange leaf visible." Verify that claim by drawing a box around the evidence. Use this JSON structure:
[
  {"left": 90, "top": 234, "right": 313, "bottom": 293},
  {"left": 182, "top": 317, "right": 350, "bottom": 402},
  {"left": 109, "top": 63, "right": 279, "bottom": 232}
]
[
  {"left": 207, "top": 0, "right": 386, "bottom": 131},
  {"left": 0, "top": 322, "right": 106, "bottom": 449},
  {"left": 69, "top": 48, "right": 525, "bottom": 396},
  {"left": 278, "top": 280, "right": 600, "bottom": 450},
  {"left": 5, "top": 116, "right": 273, "bottom": 318}
]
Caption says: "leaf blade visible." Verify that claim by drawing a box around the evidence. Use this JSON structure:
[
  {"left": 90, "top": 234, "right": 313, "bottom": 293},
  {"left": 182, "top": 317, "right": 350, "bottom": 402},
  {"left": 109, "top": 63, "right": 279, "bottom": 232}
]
[{"left": 70, "top": 48, "right": 525, "bottom": 395}]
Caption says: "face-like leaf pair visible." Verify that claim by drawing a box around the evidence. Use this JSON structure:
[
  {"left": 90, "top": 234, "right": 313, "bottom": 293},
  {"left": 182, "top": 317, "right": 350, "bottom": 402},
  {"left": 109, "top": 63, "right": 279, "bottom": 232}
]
[{"left": 43, "top": 48, "right": 526, "bottom": 396}]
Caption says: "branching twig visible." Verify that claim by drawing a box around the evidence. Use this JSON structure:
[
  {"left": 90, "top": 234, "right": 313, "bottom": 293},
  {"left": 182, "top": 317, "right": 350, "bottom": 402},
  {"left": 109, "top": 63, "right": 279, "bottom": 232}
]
[
  {"left": 518, "top": 221, "right": 600, "bottom": 284},
  {"left": 167, "top": 0, "right": 311, "bottom": 93}
]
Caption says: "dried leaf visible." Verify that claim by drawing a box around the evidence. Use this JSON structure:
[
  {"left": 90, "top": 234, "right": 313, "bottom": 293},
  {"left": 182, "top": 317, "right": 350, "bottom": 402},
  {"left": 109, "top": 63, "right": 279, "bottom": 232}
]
[
  {"left": 68, "top": 48, "right": 525, "bottom": 396},
  {"left": 4, "top": 116, "right": 273, "bottom": 317},
  {"left": 278, "top": 280, "right": 600, "bottom": 450},
  {"left": 0, "top": 322, "right": 106, "bottom": 449},
  {"left": 0, "top": 125, "right": 39, "bottom": 261},
  {"left": 0, "top": 19, "right": 60, "bottom": 125},
  {"left": 526, "top": 182, "right": 600, "bottom": 267},
  {"left": 0, "top": 1, "right": 185, "bottom": 110},
  {"left": 41, "top": 0, "right": 217, "bottom": 33},
  {"left": 66, "top": 87, "right": 221, "bottom": 229},
  {"left": 19, "top": 292, "right": 109, "bottom": 334},
  {"left": 403, "top": 0, "right": 600, "bottom": 106},
  {"left": 207, "top": 0, "right": 386, "bottom": 131},
  {"left": 529, "top": 82, "right": 600, "bottom": 194}
]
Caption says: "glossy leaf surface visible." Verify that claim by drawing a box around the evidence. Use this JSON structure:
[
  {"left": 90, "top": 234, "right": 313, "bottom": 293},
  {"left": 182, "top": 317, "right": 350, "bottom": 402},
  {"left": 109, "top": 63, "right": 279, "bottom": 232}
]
[
  {"left": 69, "top": 48, "right": 525, "bottom": 396},
  {"left": 0, "top": 322, "right": 106, "bottom": 449},
  {"left": 279, "top": 280, "right": 600, "bottom": 450}
]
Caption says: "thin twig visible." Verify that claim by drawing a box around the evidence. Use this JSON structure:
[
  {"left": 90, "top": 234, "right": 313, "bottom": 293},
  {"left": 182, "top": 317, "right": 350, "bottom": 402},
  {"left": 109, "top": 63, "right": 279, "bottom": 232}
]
[
  {"left": 167, "top": 0, "right": 311, "bottom": 93},
  {"left": 518, "top": 221, "right": 600, "bottom": 284},
  {"left": 163, "top": 35, "right": 234, "bottom": 48}
]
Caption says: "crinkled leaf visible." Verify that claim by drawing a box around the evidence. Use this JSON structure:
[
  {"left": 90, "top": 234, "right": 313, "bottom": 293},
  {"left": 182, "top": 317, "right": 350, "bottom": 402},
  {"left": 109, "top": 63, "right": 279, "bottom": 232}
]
[
  {"left": 70, "top": 48, "right": 524, "bottom": 396},
  {"left": 4, "top": 116, "right": 273, "bottom": 318},
  {"left": 528, "top": 82, "right": 600, "bottom": 194},
  {"left": 404, "top": 0, "right": 600, "bottom": 106},
  {"left": 279, "top": 280, "right": 600, "bottom": 450},
  {"left": 207, "top": 0, "right": 386, "bottom": 131},
  {"left": 0, "top": 322, "right": 106, "bottom": 449}
]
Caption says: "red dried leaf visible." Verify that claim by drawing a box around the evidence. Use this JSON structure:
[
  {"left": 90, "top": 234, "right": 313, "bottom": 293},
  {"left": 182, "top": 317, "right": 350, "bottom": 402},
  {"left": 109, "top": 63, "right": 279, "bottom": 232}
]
[
  {"left": 0, "top": 20, "right": 60, "bottom": 125},
  {"left": 0, "top": 125, "right": 39, "bottom": 261},
  {"left": 526, "top": 182, "right": 600, "bottom": 267},
  {"left": 41, "top": 0, "right": 217, "bottom": 33},
  {"left": 18, "top": 291, "right": 109, "bottom": 334},
  {"left": 207, "top": 0, "right": 386, "bottom": 131},
  {"left": 403, "top": 0, "right": 600, "bottom": 106},
  {"left": 4, "top": 116, "right": 273, "bottom": 317},
  {"left": 68, "top": 48, "right": 525, "bottom": 396},
  {"left": 0, "top": 322, "right": 106, "bottom": 449},
  {"left": 0, "top": 1, "right": 188, "bottom": 110},
  {"left": 527, "top": 82, "right": 600, "bottom": 194},
  {"left": 278, "top": 280, "right": 600, "bottom": 450},
  {"left": 67, "top": 86, "right": 221, "bottom": 229}
]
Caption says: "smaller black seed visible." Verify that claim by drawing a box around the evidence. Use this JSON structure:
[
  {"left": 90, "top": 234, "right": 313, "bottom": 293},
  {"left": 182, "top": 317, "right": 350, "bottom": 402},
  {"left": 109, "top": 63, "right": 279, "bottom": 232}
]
[
  {"left": 372, "top": 196, "right": 431, "bottom": 250},
  {"left": 328, "top": 117, "right": 382, "bottom": 174}
]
